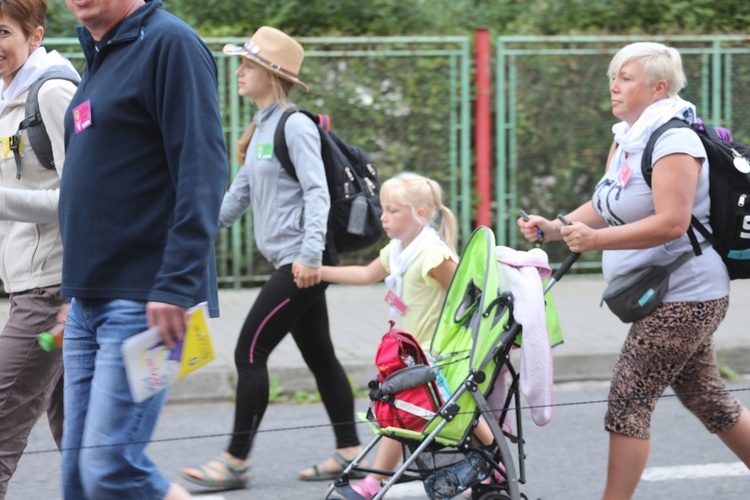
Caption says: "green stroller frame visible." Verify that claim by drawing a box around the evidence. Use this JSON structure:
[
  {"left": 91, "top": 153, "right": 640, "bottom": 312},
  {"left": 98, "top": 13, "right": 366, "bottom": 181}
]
[{"left": 325, "top": 226, "right": 578, "bottom": 500}]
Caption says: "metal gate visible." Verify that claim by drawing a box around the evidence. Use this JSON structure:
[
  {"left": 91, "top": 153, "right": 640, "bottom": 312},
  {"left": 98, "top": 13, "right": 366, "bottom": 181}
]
[
  {"left": 495, "top": 35, "right": 750, "bottom": 269},
  {"left": 45, "top": 36, "right": 473, "bottom": 286}
]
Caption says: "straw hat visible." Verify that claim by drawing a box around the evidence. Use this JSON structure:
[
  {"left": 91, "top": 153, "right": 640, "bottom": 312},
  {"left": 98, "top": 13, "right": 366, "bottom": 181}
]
[{"left": 223, "top": 26, "right": 308, "bottom": 91}]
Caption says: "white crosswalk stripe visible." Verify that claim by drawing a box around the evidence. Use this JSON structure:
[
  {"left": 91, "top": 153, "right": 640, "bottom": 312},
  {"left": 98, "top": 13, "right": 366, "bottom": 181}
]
[
  {"left": 385, "top": 482, "right": 430, "bottom": 497},
  {"left": 642, "top": 462, "right": 750, "bottom": 481}
]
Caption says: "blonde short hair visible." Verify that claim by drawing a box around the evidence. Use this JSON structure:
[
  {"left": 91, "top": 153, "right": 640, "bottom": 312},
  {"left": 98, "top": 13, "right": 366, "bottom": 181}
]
[{"left": 608, "top": 42, "right": 686, "bottom": 97}]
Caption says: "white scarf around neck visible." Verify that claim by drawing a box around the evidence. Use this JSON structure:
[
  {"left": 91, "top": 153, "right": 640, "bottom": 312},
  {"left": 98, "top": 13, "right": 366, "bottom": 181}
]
[
  {"left": 385, "top": 225, "right": 443, "bottom": 315},
  {"left": 612, "top": 96, "right": 696, "bottom": 154},
  {"left": 0, "top": 47, "right": 81, "bottom": 112}
]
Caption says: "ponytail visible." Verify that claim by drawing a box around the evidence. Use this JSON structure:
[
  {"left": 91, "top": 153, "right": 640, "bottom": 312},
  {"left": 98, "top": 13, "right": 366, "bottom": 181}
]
[
  {"left": 235, "top": 123, "right": 256, "bottom": 165},
  {"left": 437, "top": 204, "right": 458, "bottom": 255}
]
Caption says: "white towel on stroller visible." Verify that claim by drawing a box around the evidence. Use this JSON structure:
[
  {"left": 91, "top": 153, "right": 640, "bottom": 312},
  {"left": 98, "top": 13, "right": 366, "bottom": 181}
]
[
  {"left": 385, "top": 225, "right": 444, "bottom": 316},
  {"left": 492, "top": 246, "right": 553, "bottom": 426}
]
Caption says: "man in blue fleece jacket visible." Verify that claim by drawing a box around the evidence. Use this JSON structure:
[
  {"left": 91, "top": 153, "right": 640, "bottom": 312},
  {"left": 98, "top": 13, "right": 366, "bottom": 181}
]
[{"left": 59, "top": 1, "right": 227, "bottom": 498}]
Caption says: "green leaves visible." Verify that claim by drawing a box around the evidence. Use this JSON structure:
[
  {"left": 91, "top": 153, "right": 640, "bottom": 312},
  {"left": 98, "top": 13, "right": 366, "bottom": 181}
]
[
  {"left": 45, "top": 0, "right": 78, "bottom": 36},
  {"left": 46, "top": 0, "right": 750, "bottom": 38}
]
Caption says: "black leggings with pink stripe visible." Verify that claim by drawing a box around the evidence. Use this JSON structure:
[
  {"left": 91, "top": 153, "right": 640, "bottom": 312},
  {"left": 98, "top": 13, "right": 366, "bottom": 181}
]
[{"left": 227, "top": 264, "right": 360, "bottom": 460}]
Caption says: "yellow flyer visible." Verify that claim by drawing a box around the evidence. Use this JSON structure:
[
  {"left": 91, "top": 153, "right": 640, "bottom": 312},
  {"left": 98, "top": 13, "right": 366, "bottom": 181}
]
[{"left": 178, "top": 302, "right": 216, "bottom": 379}]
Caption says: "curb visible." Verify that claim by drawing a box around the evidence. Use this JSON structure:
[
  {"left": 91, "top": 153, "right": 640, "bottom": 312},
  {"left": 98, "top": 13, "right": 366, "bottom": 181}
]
[{"left": 167, "top": 345, "right": 750, "bottom": 404}]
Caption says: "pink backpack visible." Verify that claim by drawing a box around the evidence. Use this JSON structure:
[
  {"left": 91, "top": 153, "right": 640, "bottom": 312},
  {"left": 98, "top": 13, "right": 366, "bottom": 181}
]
[{"left": 368, "top": 322, "right": 442, "bottom": 432}]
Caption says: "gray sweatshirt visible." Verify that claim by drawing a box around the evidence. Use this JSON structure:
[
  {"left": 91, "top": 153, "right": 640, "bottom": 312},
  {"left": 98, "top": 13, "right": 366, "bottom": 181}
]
[{"left": 219, "top": 102, "right": 329, "bottom": 268}]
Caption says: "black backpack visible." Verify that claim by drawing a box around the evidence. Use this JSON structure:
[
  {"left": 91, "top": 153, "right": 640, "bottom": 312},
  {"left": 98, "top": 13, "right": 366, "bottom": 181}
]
[
  {"left": 10, "top": 71, "right": 79, "bottom": 180},
  {"left": 274, "top": 108, "right": 383, "bottom": 265},
  {"left": 642, "top": 118, "right": 750, "bottom": 279}
]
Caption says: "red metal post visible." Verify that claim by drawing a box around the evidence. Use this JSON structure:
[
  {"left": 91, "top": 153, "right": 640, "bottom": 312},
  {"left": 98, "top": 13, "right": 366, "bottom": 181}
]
[{"left": 474, "top": 28, "right": 492, "bottom": 228}]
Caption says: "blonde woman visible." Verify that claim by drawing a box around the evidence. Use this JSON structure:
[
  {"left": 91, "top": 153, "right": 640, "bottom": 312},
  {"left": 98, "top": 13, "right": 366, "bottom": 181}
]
[
  {"left": 520, "top": 42, "right": 750, "bottom": 499},
  {"left": 180, "top": 26, "right": 363, "bottom": 490}
]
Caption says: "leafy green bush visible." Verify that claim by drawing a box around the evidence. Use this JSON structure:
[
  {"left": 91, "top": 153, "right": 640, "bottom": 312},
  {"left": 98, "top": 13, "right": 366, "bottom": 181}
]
[
  {"left": 156, "top": 0, "right": 750, "bottom": 38},
  {"left": 45, "top": 0, "right": 78, "bottom": 37},
  {"left": 46, "top": 1, "right": 750, "bottom": 38}
]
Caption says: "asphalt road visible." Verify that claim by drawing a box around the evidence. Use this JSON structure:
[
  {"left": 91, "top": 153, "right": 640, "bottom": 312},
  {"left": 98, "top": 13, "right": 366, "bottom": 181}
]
[{"left": 9, "top": 381, "right": 750, "bottom": 499}]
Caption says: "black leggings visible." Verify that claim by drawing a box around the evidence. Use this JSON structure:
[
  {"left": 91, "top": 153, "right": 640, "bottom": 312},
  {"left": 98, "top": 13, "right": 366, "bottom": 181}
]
[{"left": 227, "top": 265, "right": 360, "bottom": 459}]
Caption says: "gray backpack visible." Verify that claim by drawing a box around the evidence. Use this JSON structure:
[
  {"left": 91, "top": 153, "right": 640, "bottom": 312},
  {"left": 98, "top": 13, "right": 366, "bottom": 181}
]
[{"left": 10, "top": 71, "right": 79, "bottom": 180}]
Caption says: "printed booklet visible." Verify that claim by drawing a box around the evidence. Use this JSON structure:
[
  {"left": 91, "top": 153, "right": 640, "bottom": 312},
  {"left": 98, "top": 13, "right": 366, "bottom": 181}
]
[{"left": 122, "top": 302, "right": 216, "bottom": 402}]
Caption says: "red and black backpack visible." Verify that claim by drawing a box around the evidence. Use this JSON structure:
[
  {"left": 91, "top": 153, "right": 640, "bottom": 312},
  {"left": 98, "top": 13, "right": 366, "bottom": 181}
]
[{"left": 367, "top": 322, "right": 442, "bottom": 432}]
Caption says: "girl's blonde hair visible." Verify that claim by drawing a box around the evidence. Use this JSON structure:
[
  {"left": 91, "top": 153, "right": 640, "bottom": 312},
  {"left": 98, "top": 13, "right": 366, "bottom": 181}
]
[
  {"left": 380, "top": 172, "right": 458, "bottom": 254},
  {"left": 235, "top": 73, "right": 295, "bottom": 165}
]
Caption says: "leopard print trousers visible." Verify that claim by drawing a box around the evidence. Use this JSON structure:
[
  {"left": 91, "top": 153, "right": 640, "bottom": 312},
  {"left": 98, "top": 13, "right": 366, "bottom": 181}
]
[{"left": 604, "top": 297, "right": 741, "bottom": 439}]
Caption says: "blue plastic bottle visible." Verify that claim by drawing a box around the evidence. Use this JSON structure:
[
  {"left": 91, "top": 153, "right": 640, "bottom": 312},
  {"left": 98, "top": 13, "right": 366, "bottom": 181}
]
[
  {"left": 423, "top": 451, "right": 491, "bottom": 499},
  {"left": 434, "top": 368, "right": 451, "bottom": 403}
]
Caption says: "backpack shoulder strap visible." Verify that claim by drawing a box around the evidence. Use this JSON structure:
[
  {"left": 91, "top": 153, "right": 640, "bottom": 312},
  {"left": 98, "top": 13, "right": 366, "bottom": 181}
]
[
  {"left": 273, "top": 107, "right": 321, "bottom": 182},
  {"left": 664, "top": 241, "right": 711, "bottom": 274},
  {"left": 640, "top": 117, "right": 720, "bottom": 255},
  {"left": 640, "top": 117, "right": 692, "bottom": 188},
  {"left": 12, "top": 71, "right": 79, "bottom": 179}
]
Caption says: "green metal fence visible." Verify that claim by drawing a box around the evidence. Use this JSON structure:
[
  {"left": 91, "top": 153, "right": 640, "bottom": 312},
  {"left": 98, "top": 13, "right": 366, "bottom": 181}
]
[
  {"left": 495, "top": 35, "right": 750, "bottom": 270},
  {"left": 44, "top": 36, "right": 473, "bottom": 287},
  {"left": 41, "top": 34, "right": 750, "bottom": 282}
]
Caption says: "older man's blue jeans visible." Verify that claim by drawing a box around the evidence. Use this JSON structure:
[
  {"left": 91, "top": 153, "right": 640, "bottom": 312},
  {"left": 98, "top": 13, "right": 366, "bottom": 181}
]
[{"left": 62, "top": 299, "right": 171, "bottom": 499}]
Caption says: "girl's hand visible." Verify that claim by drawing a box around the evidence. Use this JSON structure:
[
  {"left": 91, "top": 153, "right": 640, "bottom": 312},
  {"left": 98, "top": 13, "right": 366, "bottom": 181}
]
[
  {"left": 293, "top": 261, "right": 322, "bottom": 288},
  {"left": 560, "top": 222, "right": 598, "bottom": 253}
]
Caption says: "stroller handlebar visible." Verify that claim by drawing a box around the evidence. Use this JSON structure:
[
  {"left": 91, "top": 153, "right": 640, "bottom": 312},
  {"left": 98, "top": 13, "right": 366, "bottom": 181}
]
[
  {"left": 541, "top": 214, "right": 581, "bottom": 293},
  {"left": 544, "top": 252, "right": 580, "bottom": 294}
]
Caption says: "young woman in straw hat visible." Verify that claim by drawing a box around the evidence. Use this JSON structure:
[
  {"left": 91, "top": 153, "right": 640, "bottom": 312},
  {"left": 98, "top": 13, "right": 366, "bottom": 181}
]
[{"left": 180, "top": 26, "right": 364, "bottom": 490}]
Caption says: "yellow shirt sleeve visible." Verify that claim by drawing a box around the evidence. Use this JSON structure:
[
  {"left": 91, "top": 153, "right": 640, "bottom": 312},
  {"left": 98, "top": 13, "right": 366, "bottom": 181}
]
[{"left": 391, "top": 242, "right": 458, "bottom": 347}]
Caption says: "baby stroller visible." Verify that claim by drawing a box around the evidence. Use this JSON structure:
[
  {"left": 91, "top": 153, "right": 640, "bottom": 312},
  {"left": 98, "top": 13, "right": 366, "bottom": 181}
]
[{"left": 325, "top": 226, "right": 578, "bottom": 500}]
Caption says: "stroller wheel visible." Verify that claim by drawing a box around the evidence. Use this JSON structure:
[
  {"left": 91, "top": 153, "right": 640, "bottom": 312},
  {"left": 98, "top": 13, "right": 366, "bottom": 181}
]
[
  {"left": 472, "top": 491, "right": 529, "bottom": 500},
  {"left": 475, "top": 492, "right": 510, "bottom": 500},
  {"left": 475, "top": 492, "right": 528, "bottom": 500}
]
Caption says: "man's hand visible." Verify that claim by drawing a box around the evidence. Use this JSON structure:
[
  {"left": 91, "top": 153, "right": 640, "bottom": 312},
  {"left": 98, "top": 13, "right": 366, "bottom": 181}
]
[
  {"left": 292, "top": 261, "right": 322, "bottom": 288},
  {"left": 146, "top": 301, "right": 187, "bottom": 349}
]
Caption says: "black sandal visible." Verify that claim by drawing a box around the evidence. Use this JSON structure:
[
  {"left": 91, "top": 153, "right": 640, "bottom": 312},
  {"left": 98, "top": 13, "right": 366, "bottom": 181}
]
[
  {"left": 179, "top": 454, "right": 250, "bottom": 490},
  {"left": 299, "top": 451, "right": 367, "bottom": 481},
  {"left": 328, "top": 482, "right": 368, "bottom": 499}
]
